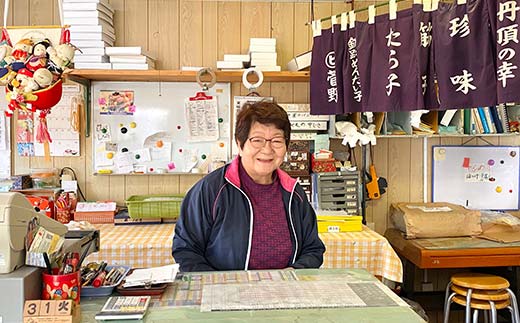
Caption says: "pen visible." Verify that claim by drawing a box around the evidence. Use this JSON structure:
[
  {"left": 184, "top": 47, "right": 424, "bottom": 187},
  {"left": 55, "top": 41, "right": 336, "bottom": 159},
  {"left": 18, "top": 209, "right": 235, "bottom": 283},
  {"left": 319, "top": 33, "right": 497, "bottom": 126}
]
[{"left": 43, "top": 252, "right": 52, "bottom": 275}]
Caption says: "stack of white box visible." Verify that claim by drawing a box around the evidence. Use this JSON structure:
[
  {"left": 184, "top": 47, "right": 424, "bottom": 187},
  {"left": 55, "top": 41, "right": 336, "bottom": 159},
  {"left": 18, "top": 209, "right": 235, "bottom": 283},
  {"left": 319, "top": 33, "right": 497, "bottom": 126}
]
[
  {"left": 64, "top": 0, "right": 115, "bottom": 69},
  {"left": 216, "top": 54, "right": 250, "bottom": 70},
  {"left": 249, "top": 38, "right": 280, "bottom": 72},
  {"left": 106, "top": 47, "right": 155, "bottom": 70}
]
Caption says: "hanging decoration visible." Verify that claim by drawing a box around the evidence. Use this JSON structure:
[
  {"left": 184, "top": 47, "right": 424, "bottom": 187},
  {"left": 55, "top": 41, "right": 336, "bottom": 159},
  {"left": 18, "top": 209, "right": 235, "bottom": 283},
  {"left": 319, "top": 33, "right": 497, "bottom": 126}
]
[{"left": 1, "top": 0, "right": 78, "bottom": 158}]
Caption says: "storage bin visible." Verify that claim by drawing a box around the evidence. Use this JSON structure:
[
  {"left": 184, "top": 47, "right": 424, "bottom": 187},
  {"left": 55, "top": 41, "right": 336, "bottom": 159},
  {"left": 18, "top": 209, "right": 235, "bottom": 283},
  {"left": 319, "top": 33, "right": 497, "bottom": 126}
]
[
  {"left": 81, "top": 265, "right": 130, "bottom": 297},
  {"left": 126, "top": 194, "right": 185, "bottom": 219}
]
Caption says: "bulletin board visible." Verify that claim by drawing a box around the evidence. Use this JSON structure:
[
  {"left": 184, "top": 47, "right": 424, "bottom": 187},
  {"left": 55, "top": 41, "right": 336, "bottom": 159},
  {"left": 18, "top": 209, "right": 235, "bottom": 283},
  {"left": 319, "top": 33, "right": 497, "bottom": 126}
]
[
  {"left": 91, "top": 81, "right": 231, "bottom": 174},
  {"left": 432, "top": 145, "right": 520, "bottom": 210}
]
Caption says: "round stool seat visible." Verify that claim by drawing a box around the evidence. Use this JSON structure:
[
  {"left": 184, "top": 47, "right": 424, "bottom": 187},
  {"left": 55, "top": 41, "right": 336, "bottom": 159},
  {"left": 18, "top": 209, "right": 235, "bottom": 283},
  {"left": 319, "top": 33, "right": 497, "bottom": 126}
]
[
  {"left": 452, "top": 294, "right": 510, "bottom": 310},
  {"left": 451, "top": 273, "right": 510, "bottom": 290},
  {"left": 451, "top": 284, "right": 510, "bottom": 301}
]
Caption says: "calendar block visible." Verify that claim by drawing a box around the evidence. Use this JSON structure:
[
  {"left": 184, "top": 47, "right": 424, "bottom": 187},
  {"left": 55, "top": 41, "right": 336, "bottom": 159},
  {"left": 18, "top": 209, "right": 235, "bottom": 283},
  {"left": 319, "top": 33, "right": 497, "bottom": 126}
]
[{"left": 23, "top": 300, "right": 80, "bottom": 323}]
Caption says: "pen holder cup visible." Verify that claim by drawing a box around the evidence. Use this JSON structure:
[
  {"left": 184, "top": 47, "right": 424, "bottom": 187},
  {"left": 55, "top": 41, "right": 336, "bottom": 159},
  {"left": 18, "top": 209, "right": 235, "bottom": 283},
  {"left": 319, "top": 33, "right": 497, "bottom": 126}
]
[
  {"left": 55, "top": 209, "right": 72, "bottom": 224},
  {"left": 42, "top": 270, "right": 81, "bottom": 304}
]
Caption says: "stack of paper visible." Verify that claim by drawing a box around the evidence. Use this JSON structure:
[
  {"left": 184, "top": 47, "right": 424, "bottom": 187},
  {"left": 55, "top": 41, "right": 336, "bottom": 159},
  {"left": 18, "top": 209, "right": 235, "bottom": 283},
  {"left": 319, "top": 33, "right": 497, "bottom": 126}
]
[
  {"left": 122, "top": 264, "right": 179, "bottom": 287},
  {"left": 65, "top": 0, "right": 115, "bottom": 69},
  {"left": 106, "top": 47, "right": 156, "bottom": 70},
  {"left": 249, "top": 38, "right": 280, "bottom": 72}
]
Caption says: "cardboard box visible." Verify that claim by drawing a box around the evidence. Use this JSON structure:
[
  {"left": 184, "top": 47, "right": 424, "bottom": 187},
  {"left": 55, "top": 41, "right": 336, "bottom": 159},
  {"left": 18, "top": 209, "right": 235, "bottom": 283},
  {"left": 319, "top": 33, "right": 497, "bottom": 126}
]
[
  {"left": 287, "top": 51, "right": 311, "bottom": 71},
  {"left": 390, "top": 202, "right": 482, "bottom": 239},
  {"left": 317, "top": 215, "right": 362, "bottom": 233}
]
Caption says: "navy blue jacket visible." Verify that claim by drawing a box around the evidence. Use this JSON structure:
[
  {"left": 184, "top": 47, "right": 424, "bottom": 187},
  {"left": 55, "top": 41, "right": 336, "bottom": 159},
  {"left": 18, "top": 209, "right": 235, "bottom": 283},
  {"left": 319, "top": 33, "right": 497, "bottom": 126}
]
[{"left": 172, "top": 156, "right": 325, "bottom": 272}]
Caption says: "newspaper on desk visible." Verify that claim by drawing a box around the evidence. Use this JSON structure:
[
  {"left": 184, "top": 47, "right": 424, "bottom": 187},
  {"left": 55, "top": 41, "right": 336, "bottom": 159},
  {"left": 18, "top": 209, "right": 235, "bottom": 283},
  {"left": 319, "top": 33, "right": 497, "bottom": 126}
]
[{"left": 122, "top": 264, "right": 180, "bottom": 288}]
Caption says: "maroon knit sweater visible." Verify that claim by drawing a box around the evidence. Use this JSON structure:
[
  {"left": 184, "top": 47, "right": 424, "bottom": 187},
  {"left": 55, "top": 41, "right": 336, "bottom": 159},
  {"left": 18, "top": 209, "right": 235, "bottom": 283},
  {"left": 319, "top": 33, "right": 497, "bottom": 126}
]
[{"left": 239, "top": 164, "right": 293, "bottom": 269}]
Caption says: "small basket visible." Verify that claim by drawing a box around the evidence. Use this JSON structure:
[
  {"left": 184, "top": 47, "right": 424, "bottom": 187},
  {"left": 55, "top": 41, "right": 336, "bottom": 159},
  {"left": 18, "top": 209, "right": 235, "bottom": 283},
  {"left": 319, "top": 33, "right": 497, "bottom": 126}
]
[{"left": 126, "top": 194, "right": 184, "bottom": 219}]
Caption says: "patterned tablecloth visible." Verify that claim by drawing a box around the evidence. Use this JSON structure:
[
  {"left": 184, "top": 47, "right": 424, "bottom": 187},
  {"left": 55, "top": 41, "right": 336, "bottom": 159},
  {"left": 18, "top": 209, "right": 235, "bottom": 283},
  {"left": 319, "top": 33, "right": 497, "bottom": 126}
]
[{"left": 85, "top": 224, "right": 403, "bottom": 283}]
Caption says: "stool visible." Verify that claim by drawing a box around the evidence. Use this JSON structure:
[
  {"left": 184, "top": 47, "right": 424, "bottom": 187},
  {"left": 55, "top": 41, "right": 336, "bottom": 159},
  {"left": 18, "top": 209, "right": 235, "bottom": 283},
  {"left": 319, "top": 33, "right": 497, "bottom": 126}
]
[{"left": 443, "top": 273, "right": 520, "bottom": 323}]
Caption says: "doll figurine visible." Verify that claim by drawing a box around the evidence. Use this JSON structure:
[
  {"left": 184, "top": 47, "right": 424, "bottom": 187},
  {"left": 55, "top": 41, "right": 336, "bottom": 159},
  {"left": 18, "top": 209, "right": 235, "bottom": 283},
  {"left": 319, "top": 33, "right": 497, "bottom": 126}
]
[
  {"left": 26, "top": 39, "right": 50, "bottom": 72},
  {"left": 0, "top": 67, "right": 16, "bottom": 86},
  {"left": 5, "top": 38, "right": 33, "bottom": 71},
  {"left": 0, "top": 40, "right": 13, "bottom": 68},
  {"left": 32, "top": 68, "right": 53, "bottom": 89},
  {"left": 12, "top": 68, "right": 36, "bottom": 93},
  {"left": 47, "top": 43, "right": 77, "bottom": 74}
]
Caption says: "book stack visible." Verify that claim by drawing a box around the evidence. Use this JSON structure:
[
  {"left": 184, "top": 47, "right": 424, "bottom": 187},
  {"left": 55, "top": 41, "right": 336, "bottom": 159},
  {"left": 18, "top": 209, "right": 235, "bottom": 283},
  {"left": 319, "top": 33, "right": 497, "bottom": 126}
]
[
  {"left": 249, "top": 38, "right": 280, "bottom": 72},
  {"left": 64, "top": 0, "right": 115, "bottom": 69},
  {"left": 216, "top": 54, "right": 250, "bottom": 70},
  {"left": 106, "top": 47, "right": 156, "bottom": 70}
]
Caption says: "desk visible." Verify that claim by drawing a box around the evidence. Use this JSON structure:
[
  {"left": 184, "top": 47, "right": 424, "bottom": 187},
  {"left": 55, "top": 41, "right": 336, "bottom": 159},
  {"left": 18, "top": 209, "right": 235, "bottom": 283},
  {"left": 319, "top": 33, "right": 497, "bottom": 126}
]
[
  {"left": 385, "top": 228, "right": 520, "bottom": 296},
  {"left": 80, "top": 268, "right": 425, "bottom": 322},
  {"left": 85, "top": 224, "right": 402, "bottom": 282}
]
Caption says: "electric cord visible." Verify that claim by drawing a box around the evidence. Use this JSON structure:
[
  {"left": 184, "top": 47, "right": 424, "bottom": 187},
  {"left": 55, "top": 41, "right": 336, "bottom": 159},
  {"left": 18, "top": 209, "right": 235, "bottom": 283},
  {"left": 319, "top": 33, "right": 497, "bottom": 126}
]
[{"left": 60, "top": 166, "right": 86, "bottom": 201}]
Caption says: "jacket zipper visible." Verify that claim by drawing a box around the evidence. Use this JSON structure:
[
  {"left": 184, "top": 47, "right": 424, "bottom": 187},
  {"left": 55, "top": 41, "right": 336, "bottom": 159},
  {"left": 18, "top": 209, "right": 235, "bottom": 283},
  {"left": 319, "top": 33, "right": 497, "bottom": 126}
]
[{"left": 225, "top": 178, "right": 254, "bottom": 270}]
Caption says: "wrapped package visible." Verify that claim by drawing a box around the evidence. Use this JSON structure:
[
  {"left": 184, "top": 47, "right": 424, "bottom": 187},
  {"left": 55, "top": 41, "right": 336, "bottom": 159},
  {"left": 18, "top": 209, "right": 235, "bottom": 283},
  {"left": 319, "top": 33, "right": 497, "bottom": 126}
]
[{"left": 390, "top": 202, "right": 482, "bottom": 239}]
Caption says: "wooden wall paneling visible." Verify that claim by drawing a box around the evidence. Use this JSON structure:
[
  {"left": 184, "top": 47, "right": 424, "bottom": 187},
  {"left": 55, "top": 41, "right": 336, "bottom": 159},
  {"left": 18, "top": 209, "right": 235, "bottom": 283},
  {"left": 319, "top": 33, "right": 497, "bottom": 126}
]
[
  {"left": 30, "top": 0, "right": 55, "bottom": 54},
  {"left": 217, "top": 2, "right": 241, "bottom": 60},
  {"left": 272, "top": 2, "right": 294, "bottom": 71},
  {"left": 271, "top": 2, "right": 295, "bottom": 102},
  {"left": 499, "top": 134, "right": 520, "bottom": 146},
  {"left": 240, "top": 2, "right": 272, "bottom": 95},
  {"left": 409, "top": 137, "right": 424, "bottom": 202},
  {"left": 148, "top": 0, "right": 179, "bottom": 70},
  {"left": 426, "top": 136, "right": 440, "bottom": 202},
  {"left": 125, "top": 175, "right": 149, "bottom": 200},
  {"left": 12, "top": 0, "right": 29, "bottom": 25},
  {"left": 109, "top": 0, "right": 125, "bottom": 46},
  {"left": 109, "top": 176, "right": 125, "bottom": 203},
  {"left": 271, "top": 83, "right": 293, "bottom": 103},
  {"left": 202, "top": 0, "right": 218, "bottom": 69},
  {"left": 239, "top": 2, "right": 271, "bottom": 54},
  {"left": 123, "top": 0, "right": 148, "bottom": 47},
  {"left": 180, "top": 0, "right": 203, "bottom": 67},
  {"left": 386, "top": 138, "right": 411, "bottom": 226},
  {"left": 149, "top": 175, "right": 180, "bottom": 194},
  {"left": 292, "top": 3, "right": 310, "bottom": 103},
  {"left": 370, "top": 138, "right": 390, "bottom": 233},
  {"left": 179, "top": 174, "right": 204, "bottom": 194}
]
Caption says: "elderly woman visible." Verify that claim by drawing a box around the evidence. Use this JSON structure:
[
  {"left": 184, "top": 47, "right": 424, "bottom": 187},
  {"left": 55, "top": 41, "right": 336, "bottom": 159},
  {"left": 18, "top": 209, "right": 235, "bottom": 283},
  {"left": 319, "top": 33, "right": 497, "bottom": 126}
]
[{"left": 172, "top": 101, "right": 325, "bottom": 272}]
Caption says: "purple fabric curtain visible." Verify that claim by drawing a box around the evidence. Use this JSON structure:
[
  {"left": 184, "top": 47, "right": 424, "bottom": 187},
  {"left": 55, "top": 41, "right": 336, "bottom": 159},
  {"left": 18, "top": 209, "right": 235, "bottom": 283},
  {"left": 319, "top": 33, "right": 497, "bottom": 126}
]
[
  {"left": 495, "top": 0, "right": 520, "bottom": 103},
  {"left": 310, "top": 27, "right": 345, "bottom": 115},
  {"left": 413, "top": 4, "right": 439, "bottom": 110},
  {"left": 432, "top": 0, "right": 497, "bottom": 109},
  {"left": 355, "top": 21, "right": 374, "bottom": 112},
  {"left": 343, "top": 25, "right": 365, "bottom": 112}
]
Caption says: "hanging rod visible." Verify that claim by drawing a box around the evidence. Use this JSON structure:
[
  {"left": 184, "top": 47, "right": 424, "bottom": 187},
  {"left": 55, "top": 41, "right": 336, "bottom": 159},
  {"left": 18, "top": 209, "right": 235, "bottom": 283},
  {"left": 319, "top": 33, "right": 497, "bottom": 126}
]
[{"left": 305, "top": 0, "right": 406, "bottom": 26}]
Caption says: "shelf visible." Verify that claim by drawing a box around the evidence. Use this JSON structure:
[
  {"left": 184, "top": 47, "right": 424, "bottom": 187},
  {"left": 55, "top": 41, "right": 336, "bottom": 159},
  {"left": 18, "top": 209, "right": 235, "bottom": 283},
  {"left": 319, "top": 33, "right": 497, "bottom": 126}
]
[{"left": 65, "top": 69, "right": 310, "bottom": 83}]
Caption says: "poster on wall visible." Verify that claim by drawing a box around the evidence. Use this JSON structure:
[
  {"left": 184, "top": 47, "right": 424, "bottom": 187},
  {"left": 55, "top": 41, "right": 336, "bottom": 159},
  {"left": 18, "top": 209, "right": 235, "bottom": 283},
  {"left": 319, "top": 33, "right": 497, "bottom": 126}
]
[{"left": 98, "top": 90, "right": 136, "bottom": 115}]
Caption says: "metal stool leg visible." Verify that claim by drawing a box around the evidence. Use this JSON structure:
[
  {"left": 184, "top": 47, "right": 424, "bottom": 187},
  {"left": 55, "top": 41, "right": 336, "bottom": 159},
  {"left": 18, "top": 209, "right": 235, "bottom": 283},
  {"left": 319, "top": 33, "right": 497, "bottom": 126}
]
[
  {"left": 506, "top": 288, "right": 520, "bottom": 323},
  {"left": 507, "top": 306, "right": 516, "bottom": 323},
  {"left": 444, "top": 292, "right": 456, "bottom": 323},
  {"left": 444, "top": 281, "right": 453, "bottom": 307},
  {"left": 465, "top": 288, "right": 474, "bottom": 323},
  {"left": 472, "top": 309, "right": 479, "bottom": 323},
  {"left": 489, "top": 300, "right": 497, "bottom": 323}
]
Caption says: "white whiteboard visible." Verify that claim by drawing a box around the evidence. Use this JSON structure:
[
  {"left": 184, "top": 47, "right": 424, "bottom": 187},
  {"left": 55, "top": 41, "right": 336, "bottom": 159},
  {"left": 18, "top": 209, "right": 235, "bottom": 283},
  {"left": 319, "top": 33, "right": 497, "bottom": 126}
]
[
  {"left": 91, "top": 82, "right": 231, "bottom": 174},
  {"left": 432, "top": 146, "right": 520, "bottom": 210}
]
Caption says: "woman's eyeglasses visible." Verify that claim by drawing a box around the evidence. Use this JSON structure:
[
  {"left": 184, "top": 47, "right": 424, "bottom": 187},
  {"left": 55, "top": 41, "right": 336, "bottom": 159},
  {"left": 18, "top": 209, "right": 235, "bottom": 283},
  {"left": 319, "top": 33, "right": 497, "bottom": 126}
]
[{"left": 248, "top": 136, "right": 286, "bottom": 149}]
